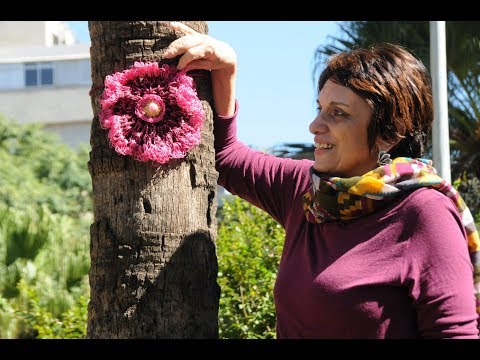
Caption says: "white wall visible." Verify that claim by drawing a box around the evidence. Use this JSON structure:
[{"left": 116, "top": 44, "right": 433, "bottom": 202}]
[
  {"left": 0, "top": 21, "right": 75, "bottom": 47},
  {"left": 45, "top": 21, "right": 75, "bottom": 46},
  {"left": 0, "top": 63, "right": 24, "bottom": 90},
  {"left": 0, "top": 85, "right": 92, "bottom": 125},
  {"left": 45, "top": 121, "right": 91, "bottom": 148},
  {"left": 0, "top": 22, "right": 46, "bottom": 47},
  {"left": 55, "top": 59, "right": 91, "bottom": 86}
]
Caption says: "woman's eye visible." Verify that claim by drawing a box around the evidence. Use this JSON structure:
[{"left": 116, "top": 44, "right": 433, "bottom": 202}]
[{"left": 316, "top": 106, "right": 348, "bottom": 119}]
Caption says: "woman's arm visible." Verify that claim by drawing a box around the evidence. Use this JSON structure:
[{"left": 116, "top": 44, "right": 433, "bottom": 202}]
[
  {"left": 401, "top": 189, "right": 479, "bottom": 338},
  {"left": 163, "top": 22, "right": 313, "bottom": 226}
]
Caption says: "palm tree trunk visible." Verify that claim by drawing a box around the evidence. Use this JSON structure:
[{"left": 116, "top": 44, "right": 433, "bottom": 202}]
[{"left": 87, "top": 21, "right": 219, "bottom": 338}]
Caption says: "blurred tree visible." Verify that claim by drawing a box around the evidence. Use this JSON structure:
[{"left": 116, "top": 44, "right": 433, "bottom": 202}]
[{"left": 270, "top": 143, "right": 314, "bottom": 160}]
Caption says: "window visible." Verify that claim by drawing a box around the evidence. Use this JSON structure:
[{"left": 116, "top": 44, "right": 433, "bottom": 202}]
[{"left": 24, "top": 63, "right": 54, "bottom": 87}]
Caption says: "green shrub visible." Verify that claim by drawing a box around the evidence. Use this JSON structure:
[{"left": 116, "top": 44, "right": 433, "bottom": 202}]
[
  {"left": 216, "top": 196, "right": 284, "bottom": 339},
  {"left": 0, "top": 115, "right": 92, "bottom": 218},
  {"left": 0, "top": 205, "right": 89, "bottom": 338},
  {"left": 0, "top": 115, "right": 91, "bottom": 338},
  {"left": 454, "top": 173, "right": 480, "bottom": 228},
  {"left": 14, "top": 279, "right": 88, "bottom": 339}
]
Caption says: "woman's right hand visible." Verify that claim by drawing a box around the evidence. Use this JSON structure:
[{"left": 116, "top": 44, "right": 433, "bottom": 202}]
[{"left": 163, "top": 22, "right": 237, "bottom": 117}]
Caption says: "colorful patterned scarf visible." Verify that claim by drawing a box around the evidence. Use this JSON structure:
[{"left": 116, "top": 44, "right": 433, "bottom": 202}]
[{"left": 302, "top": 157, "right": 480, "bottom": 316}]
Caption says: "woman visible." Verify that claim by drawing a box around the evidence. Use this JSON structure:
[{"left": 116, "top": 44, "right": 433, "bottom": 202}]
[{"left": 164, "top": 22, "right": 480, "bottom": 338}]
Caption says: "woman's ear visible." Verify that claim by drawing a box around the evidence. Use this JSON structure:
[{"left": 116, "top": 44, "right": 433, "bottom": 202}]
[
  {"left": 372, "top": 138, "right": 395, "bottom": 166},
  {"left": 375, "top": 137, "right": 400, "bottom": 154}
]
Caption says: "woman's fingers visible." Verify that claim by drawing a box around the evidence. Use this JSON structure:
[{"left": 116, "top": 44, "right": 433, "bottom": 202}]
[
  {"left": 182, "top": 59, "right": 215, "bottom": 72},
  {"left": 177, "top": 43, "right": 213, "bottom": 70},
  {"left": 167, "top": 21, "right": 198, "bottom": 36},
  {"left": 162, "top": 21, "right": 236, "bottom": 74},
  {"left": 163, "top": 34, "right": 205, "bottom": 59},
  {"left": 163, "top": 22, "right": 201, "bottom": 59}
]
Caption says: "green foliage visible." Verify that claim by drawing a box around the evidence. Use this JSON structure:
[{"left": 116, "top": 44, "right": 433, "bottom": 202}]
[
  {"left": 0, "top": 279, "right": 88, "bottom": 339},
  {"left": 0, "top": 207, "right": 51, "bottom": 268},
  {"left": 216, "top": 196, "right": 284, "bottom": 339},
  {"left": 448, "top": 70, "right": 480, "bottom": 179},
  {"left": 0, "top": 115, "right": 92, "bottom": 217},
  {"left": 0, "top": 205, "right": 90, "bottom": 338},
  {"left": 0, "top": 115, "right": 91, "bottom": 338},
  {"left": 14, "top": 279, "right": 88, "bottom": 339},
  {"left": 314, "top": 21, "right": 430, "bottom": 80},
  {"left": 454, "top": 173, "right": 480, "bottom": 228}
]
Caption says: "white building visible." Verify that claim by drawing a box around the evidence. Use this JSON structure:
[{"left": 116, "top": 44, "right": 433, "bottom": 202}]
[{"left": 0, "top": 21, "right": 92, "bottom": 148}]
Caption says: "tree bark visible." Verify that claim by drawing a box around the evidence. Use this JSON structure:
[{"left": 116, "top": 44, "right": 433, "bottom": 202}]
[{"left": 87, "top": 21, "right": 219, "bottom": 338}]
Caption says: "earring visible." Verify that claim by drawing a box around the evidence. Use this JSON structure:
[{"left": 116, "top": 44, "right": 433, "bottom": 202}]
[{"left": 377, "top": 150, "right": 392, "bottom": 166}]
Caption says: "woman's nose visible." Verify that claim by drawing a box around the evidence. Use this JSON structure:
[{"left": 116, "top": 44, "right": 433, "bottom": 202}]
[{"left": 309, "top": 113, "right": 329, "bottom": 135}]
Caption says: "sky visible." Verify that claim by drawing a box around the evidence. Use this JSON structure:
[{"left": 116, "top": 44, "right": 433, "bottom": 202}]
[{"left": 66, "top": 21, "right": 341, "bottom": 150}]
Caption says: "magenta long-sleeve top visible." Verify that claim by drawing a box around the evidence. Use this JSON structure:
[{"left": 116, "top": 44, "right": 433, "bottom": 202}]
[{"left": 214, "top": 102, "right": 479, "bottom": 339}]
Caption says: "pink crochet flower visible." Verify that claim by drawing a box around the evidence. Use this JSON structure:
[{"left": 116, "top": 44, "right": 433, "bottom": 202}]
[{"left": 99, "top": 62, "right": 205, "bottom": 164}]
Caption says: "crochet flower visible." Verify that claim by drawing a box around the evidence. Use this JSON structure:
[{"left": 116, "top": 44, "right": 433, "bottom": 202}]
[{"left": 99, "top": 62, "right": 205, "bottom": 164}]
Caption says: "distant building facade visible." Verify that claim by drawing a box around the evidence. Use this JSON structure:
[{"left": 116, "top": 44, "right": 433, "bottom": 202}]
[{"left": 0, "top": 21, "right": 92, "bottom": 148}]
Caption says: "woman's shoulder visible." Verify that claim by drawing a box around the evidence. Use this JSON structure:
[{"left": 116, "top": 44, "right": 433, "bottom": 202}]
[
  {"left": 404, "top": 187, "right": 456, "bottom": 207},
  {"left": 405, "top": 186, "right": 454, "bottom": 202},
  {"left": 392, "top": 187, "right": 460, "bottom": 222}
]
